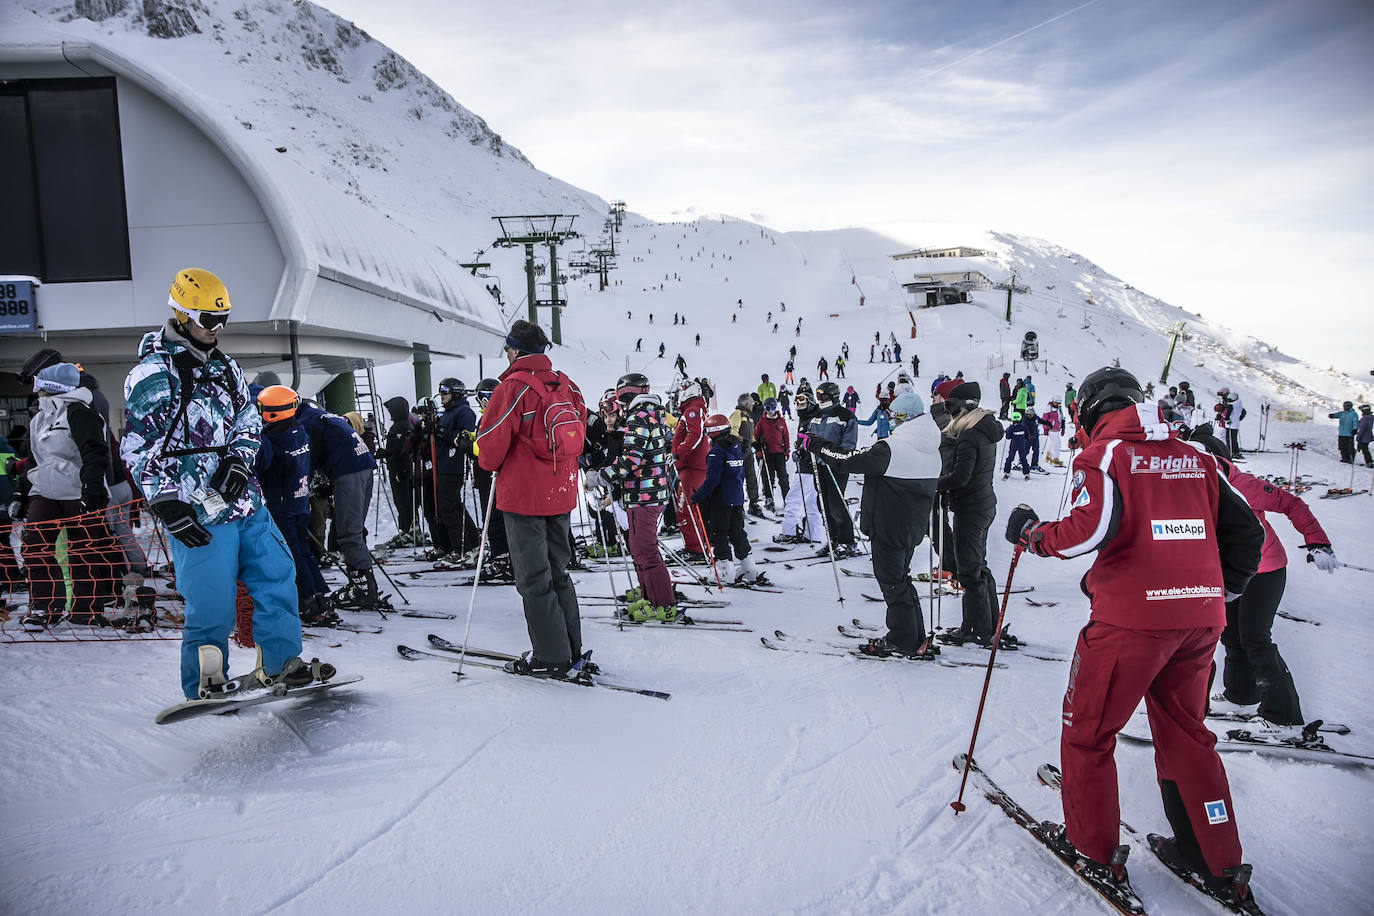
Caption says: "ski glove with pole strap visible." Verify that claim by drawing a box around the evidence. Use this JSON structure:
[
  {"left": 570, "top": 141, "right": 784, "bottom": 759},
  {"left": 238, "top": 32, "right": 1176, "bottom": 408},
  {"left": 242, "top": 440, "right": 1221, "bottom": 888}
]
[
  {"left": 152, "top": 500, "right": 212, "bottom": 548},
  {"left": 1307, "top": 546, "right": 1339, "bottom": 573},
  {"left": 81, "top": 484, "right": 109, "bottom": 514},
  {"left": 1005, "top": 504, "right": 1047, "bottom": 555},
  {"left": 209, "top": 455, "right": 252, "bottom": 501}
]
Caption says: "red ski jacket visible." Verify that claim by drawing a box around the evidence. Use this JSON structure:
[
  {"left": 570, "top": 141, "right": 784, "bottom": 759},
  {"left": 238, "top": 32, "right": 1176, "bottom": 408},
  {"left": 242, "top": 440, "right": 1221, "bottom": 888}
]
[
  {"left": 1032, "top": 405, "right": 1262, "bottom": 629},
  {"left": 476, "top": 354, "right": 585, "bottom": 516},
  {"left": 1224, "top": 465, "right": 1330, "bottom": 574},
  {"left": 753, "top": 414, "right": 791, "bottom": 455},
  {"left": 672, "top": 396, "right": 710, "bottom": 471}
]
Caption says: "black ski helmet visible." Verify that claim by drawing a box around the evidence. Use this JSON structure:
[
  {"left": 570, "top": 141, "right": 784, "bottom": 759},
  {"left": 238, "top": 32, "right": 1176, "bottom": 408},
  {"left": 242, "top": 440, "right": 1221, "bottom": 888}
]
[
  {"left": 763, "top": 397, "right": 779, "bottom": 412},
  {"left": 438, "top": 377, "right": 466, "bottom": 398},
  {"left": 614, "top": 372, "right": 651, "bottom": 403},
  {"left": 816, "top": 381, "right": 840, "bottom": 404},
  {"left": 1074, "top": 367, "right": 1144, "bottom": 435},
  {"left": 475, "top": 378, "right": 499, "bottom": 402}
]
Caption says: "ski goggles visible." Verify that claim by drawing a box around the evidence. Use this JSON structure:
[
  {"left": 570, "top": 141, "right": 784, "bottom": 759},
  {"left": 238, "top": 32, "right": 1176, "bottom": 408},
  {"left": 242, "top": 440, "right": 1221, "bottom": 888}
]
[{"left": 169, "top": 298, "right": 230, "bottom": 330}]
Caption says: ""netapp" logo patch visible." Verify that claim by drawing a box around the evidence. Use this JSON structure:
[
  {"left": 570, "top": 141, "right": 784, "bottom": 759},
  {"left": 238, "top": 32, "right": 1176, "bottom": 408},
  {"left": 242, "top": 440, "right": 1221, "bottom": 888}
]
[{"left": 1150, "top": 519, "right": 1206, "bottom": 540}]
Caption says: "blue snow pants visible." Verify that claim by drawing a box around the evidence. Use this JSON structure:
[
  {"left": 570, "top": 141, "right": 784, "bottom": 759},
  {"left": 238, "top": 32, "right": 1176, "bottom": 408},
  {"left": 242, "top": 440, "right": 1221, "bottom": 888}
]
[
  {"left": 172, "top": 507, "right": 302, "bottom": 698},
  {"left": 276, "top": 510, "right": 329, "bottom": 599}
]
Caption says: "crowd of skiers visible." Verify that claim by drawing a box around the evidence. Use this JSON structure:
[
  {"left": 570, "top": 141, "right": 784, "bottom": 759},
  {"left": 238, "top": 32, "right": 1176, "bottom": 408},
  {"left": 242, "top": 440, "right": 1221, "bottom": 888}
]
[{"left": 9, "top": 272, "right": 1363, "bottom": 911}]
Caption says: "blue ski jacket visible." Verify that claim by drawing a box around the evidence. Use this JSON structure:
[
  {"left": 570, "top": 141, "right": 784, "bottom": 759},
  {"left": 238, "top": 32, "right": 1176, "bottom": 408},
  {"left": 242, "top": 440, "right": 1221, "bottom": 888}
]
[
  {"left": 298, "top": 403, "right": 376, "bottom": 479},
  {"left": 692, "top": 437, "right": 746, "bottom": 507},
  {"left": 257, "top": 420, "right": 311, "bottom": 517},
  {"left": 435, "top": 398, "right": 477, "bottom": 475}
]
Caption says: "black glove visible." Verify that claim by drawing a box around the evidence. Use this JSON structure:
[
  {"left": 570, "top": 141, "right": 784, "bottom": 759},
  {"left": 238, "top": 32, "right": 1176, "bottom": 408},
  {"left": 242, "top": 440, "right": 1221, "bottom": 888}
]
[
  {"left": 152, "top": 500, "right": 212, "bottom": 548},
  {"left": 209, "top": 456, "right": 252, "bottom": 501},
  {"left": 82, "top": 485, "right": 109, "bottom": 513},
  {"left": 1006, "top": 504, "right": 1040, "bottom": 548}
]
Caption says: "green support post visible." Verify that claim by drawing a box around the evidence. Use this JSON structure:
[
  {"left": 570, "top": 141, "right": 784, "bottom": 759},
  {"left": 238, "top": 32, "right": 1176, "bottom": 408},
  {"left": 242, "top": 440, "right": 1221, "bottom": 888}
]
[
  {"left": 548, "top": 240, "right": 562, "bottom": 346},
  {"left": 320, "top": 373, "right": 356, "bottom": 415},
  {"left": 413, "top": 343, "right": 432, "bottom": 402},
  {"left": 524, "top": 243, "right": 538, "bottom": 326}
]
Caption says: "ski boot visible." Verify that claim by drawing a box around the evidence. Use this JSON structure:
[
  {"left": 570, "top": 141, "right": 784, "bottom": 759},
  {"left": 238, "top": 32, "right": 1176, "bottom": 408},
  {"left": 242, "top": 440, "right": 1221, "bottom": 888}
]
[
  {"left": 860, "top": 635, "right": 940, "bottom": 659},
  {"left": 569, "top": 649, "right": 602, "bottom": 678},
  {"left": 679, "top": 550, "right": 709, "bottom": 564},
  {"left": 735, "top": 555, "right": 769, "bottom": 587},
  {"left": 830, "top": 543, "right": 859, "bottom": 560},
  {"left": 503, "top": 652, "right": 569, "bottom": 679},
  {"left": 1208, "top": 693, "right": 1259, "bottom": 716},
  {"left": 1234, "top": 718, "right": 1327, "bottom": 748},
  {"left": 1042, "top": 822, "right": 1134, "bottom": 887},
  {"left": 197, "top": 645, "right": 231, "bottom": 699},
  {"left": 21, "top": 609, "right": 63, "bottom": 631},
  {"left": 623, "top": 586, "right": 644, "bottom": 603},
  {"left": 983, "top": 625, "right": 1021, "bottom": 651},
  {"left": 299, "top": 594, "right": 342, "bottom": 628},
  {"left": 935, "top": 626, "right": 981, "bottom": 647},
  {"left": 1147, "top": 834, "right": 1261, "bottom": 913},
  {"left": 747, "top": 504, "right": 766, "bottom": 519},
  {"left": 256, "top": 648, "right": 337, "bottom": 690},
  {"left": 480, "top": 554, "right": 515, "bottom": 583},
  {"left": 332, "top": 566, "right": 386, "bottom": 611}
]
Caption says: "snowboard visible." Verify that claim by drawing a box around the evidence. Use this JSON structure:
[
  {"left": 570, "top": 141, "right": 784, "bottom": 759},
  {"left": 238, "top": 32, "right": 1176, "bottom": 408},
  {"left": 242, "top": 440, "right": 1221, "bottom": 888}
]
[{"left": 154, "top": 675, "right": 363, "bottom": 725}]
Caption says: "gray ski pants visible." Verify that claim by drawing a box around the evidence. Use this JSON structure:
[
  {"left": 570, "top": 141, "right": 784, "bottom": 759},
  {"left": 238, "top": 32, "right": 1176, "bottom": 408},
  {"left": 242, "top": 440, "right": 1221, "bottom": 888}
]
[
  {"left": 504, "top": 511, "right": 581, "bottom": 665},
  {"left": 333, "top": 468, "right": 374, "bottom": 571}
]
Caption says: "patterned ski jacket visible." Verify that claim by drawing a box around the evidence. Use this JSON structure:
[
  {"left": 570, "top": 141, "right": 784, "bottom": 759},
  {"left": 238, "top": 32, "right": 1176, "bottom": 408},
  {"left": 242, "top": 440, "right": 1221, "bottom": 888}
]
[
  {"left": 603, "top": 394, "right": 672, "bottom": 507},
  {"left": 121, "top": 325, "right": 262, "bottom": 525}
]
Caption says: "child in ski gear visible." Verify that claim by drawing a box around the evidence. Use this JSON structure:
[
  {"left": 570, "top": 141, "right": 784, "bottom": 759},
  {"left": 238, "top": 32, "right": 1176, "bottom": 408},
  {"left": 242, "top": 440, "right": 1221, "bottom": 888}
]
[
  {"left": 18, "top": 362, "right": 114, "bottom": 630},
  {"left": 691, "top": 415, "right": 763, "bottom": 584},
  {"left": 592, "top": 374, "right": 676, "bottom": 618},
  {"left": 1187, "top": 427, "right": 1334, "bottom": 729},
  {"left": 806, "top": 392, "right": 940, "bottom": 655},
  {"left": 841, "top": 386, "right": 860, "bottom": 412},
  {"left": 122, "top": 269, "right": 329, "bottom": 698},
  {"left": 857, "top": 401, "right": 892, "bottom": 439},
  {"left": 932, "top": 380, "right": 1003, "bottom": 646},
  {"left": 1004, "top": 367, "right": 1263, "bottom": 905},
  {"left": 1002, "top": 411, "right": 1032, "bottom": 480},
  {"left": 1328, "top": 401, "right": 1358, "bottom": 463},
  {"left": 477, "top": 321, "right": 587, "bottom": 675}
]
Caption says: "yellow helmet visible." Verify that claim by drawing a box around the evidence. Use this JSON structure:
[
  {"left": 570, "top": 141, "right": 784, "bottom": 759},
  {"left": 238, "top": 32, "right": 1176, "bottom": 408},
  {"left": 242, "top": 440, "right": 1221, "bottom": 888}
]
[
  {"left": 256, "top": 385, "right": 300, "bottom": 423},
  {"left": 168, "top": 268, "right": 231, "bottom": 328}
]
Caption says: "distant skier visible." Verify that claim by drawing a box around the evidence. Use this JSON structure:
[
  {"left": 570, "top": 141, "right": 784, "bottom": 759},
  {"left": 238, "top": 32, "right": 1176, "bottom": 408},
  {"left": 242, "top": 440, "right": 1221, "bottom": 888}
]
[
  {"left": 817, "top": 357, "right": 829, "bottom": 381},
  {"left": 1004, "top": 368, "right": 1263, "bottom": 909},
  {"left": 757, "top": 373, "right": 777, "bottom": 403},
  {"left": 1357, "top": 404, "right": 1374, "bottom": 467},
  {"left": 695, "top": 333, "right": 701, "bottom": 346},
  {"left": 841, "top": 386, "right": 860, "bottom": 412},
  {"left": 635, "top": 338, "right": 642, "bottom": 352},
  {"left": 784, "top": 360, "right": 795, "bottom": 384},
  {"left": 658, "top": 342, "right": 665, "bottom": 358}
]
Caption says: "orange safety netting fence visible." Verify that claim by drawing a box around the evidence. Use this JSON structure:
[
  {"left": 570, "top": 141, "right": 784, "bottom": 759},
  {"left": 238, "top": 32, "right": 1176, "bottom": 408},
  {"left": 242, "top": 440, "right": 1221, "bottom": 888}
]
[{"left": 0, "top": 500, "right": 189, "bottom": 644}]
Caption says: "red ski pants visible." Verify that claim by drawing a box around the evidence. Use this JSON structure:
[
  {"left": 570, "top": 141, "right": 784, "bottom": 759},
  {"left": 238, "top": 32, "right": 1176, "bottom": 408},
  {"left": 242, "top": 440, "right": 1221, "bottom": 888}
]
[
  {"left": 674, "top": 468, "right": 707, "bottom": 553},
  {"left": 1061, "top": 621, "right": 1242, "bottom": 875}
]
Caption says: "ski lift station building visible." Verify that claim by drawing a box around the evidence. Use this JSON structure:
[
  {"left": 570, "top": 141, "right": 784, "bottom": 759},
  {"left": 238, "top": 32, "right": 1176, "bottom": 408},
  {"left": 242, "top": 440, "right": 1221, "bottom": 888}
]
[{"left": 0, "top": 32, "right": 506, "bottom": 421}]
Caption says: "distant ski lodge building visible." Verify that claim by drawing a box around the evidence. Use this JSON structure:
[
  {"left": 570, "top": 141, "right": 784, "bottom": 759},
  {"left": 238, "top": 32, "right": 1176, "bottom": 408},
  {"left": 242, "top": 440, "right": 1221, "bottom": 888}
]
[
  {"left": 900, "top": 270, "right": 994, "bottom": 308},
  {"left": 892, "top": 245, "right": 991, "bottom": 260},
  {"left": 0, "top": 33, "right": 505, "bottom": 421}
]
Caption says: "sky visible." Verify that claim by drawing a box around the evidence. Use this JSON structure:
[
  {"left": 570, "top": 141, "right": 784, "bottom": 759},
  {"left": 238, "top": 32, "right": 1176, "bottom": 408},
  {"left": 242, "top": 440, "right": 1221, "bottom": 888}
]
[{"left": 323, "top": 0, "right": 1374, "bottom": 377}]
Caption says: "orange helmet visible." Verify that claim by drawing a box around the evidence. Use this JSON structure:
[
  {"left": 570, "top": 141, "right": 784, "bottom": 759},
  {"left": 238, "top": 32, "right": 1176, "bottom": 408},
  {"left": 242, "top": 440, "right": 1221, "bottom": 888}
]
[
  {"left": 705, "top": 413, "right": 732, "bottom": 436},
  {"left": 256, "top": 385, "right": 300, "bottom": 423}
]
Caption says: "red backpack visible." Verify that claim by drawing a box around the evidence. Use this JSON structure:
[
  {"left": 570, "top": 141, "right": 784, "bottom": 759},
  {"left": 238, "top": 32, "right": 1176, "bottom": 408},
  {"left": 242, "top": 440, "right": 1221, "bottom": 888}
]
[{"left": 509, "top": 370, "right": 586, "bottom": 468}]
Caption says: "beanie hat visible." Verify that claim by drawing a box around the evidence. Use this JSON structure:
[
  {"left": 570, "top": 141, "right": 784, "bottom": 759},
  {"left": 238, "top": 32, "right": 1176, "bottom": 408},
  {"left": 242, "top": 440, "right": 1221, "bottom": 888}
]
[
  {"left": 889, "top": 391, "right": 925, "bottom": 419},
  {"left": 33, "top": 362, "right": 80, "bottom": 394},
  {"left": 949, "top": 381, "right": 981, "bottom": 403},
  {"left": 935, "top": 379, "right": 962, "bottom": 400}
]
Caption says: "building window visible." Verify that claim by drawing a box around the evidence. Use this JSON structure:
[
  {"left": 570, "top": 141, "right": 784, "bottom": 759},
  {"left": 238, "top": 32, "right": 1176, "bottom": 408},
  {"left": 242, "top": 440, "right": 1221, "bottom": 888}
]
[{"left": 0, "top": 78, "right": 131, "bottom": 282}]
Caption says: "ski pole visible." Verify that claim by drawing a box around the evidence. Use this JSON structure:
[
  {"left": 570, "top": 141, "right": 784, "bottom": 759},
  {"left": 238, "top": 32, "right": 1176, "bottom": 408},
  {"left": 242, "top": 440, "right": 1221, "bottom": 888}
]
[
  {"left": 811, "top": 460, "right": 845, "bottom": 606},
  {"left": 586, "top": 472, "right": 619, "bottom": 601},
  {"left": 690, "top": 502, "right": 723, "bottom": 591},
  {"left": 1305, "top": 554, "right": 1374, "bottom": 574},
  {"left": 661, "top": 543, "right": 714, "bottom": 589},
  {"left": 952, "top": 544, "right": 1024, "bottom": 814},
  {"left": 454, "top": 471, "right": 499, "bottom": 681}
]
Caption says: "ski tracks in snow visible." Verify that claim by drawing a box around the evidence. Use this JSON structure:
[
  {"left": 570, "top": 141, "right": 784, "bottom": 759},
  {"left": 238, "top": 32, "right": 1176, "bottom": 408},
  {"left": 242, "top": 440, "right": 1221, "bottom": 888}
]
[{"left": 260, "top": 724, "right": 512, "bottom": 914}]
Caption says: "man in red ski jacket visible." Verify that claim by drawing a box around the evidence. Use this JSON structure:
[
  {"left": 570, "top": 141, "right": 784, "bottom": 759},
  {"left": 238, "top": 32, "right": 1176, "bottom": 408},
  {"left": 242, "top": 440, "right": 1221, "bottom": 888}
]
[
  {"left": 1005, "top": 367, "right": 1263, "bottom": 908},
  {"left": 477, "top": 320, "right": 588, "bottom": 676},
  {"left": 671, "top": 380, "right": 711, "bottom": 556}
]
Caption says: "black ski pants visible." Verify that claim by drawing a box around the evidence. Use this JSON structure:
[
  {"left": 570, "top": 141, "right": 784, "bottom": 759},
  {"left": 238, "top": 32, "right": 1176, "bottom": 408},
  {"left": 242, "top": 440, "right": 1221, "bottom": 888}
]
[
  {"left": 764, "top": 452, "right": 789, "bottom": 500},
  {"left": 388, "top": 467, "right": 414, "bottom": 533},
  {"left": 1336, "top": 435, "right": 1354, "bottom": 463},
  {"left": 702, "top": 500, "right": 750, "bottom": 563},
  {"left": 473, "top": 467, "right": 508, "bottom": 557},
  {"left": 1219, "top": 568, "right": 1303, "bottom": 725},
  {"left": 949, "top": 503, "right": 998, "bottom": 641},
  {"left": 872, "top": 499, "right": 930, "bottom": 652},
  {"left": 743, "top": 447, "right": 760, "bottom": 507},
  {"left": 815, "top": 463, "right": 854, "bottom": 546},
  {"left": 437, "top": 472, "right": 481, "bottom": 556}
]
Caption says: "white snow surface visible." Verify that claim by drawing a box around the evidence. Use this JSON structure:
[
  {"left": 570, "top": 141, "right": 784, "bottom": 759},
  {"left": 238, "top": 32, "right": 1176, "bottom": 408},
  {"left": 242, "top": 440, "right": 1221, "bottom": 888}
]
[{"left": 4, "top": 4, "right": 1374, "bottom": 915}]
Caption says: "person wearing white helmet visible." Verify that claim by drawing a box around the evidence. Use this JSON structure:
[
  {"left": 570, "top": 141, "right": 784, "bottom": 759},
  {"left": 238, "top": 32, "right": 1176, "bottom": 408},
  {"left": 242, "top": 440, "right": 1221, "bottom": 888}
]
[{"left": 803, "top": 392, "right": 942, "bottom": 656}]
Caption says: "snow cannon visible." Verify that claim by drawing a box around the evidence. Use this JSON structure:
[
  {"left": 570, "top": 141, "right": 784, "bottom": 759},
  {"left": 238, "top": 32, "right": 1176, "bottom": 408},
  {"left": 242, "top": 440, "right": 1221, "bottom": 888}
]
[{"left": 1020, "top": 332, "right": 1039, "bottom": 361}]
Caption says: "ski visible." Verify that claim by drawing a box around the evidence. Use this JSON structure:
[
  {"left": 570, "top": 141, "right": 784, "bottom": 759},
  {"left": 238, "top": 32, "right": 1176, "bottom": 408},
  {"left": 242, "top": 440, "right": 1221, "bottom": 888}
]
[
  {"left": 1275, "top": 610, "right": 1320, "bottom": 626},
  {"left": 1146, "top": 834, "right": 1266, "bottom": 915},
  {"left": 405, "top": 641, "right": 672, "bottom": 700},
  {"left": 1025, "top": 597, "right": 1060, "bottom": 607},
  {"left": 154, "top": 675, "right": 363, "bottom": 725},
  {"left": 952, "top": 754, "right": 1147, "bottom": 915},
  {"left": 598, "top": 619, "right": 752, "bottom": 633},
  {"left": 583, "top": 613, "right": 744, "bottom": 625},
  {"left": 841, "top": 567, "right": 1034, "bottom": 593},
  {"left": 1205, "top": 712, "right": 1349, "bottom": 734},
  {"left": 846, "top": 622, "right": 1067, "bottom": 663},
  {"left": 305, "top": 623, "right": 383, "bottom": 635},
  {"left": 765, "top": 632, "right": 1003, "bottom": 669},
  {"left": 1319, "top": 488, "right": 1367, "bottom": 499},
  {"left": 578, "top": 596, "right": 732, "bottom": 609},
  {"left": 1117, "top": 723, "right": 1374, "bottom": 768},
  {"left": 401, "top": 610, "right": 457, "bottom": 620},
  {"left": 723, "top": 581, "right": 784, "bottom": 594}
]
